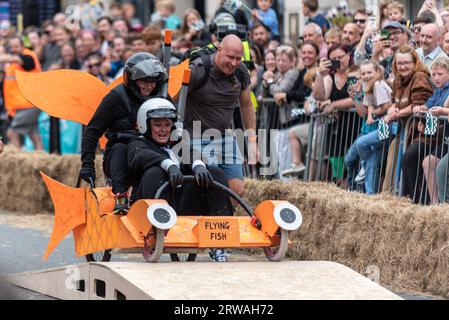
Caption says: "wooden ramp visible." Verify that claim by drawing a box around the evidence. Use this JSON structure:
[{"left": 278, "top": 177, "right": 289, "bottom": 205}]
[{"left": 4, "top": 261, "right": 402, "bottom": 300}]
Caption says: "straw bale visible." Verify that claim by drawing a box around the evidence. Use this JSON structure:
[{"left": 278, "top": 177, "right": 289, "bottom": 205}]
[{"left": 2, "top": 148, "right": 449, "bottom": 296}]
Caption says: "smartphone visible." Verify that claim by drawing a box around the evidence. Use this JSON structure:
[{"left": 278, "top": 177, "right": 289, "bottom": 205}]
[
  {"left": 380, "top": 29, "right": 390, "bottom": 40},
  {"left": 330, "top": 60, "right": 340, "bottom": 70},
  {"left": 347, "top": 76, "right": 358, "bottom": 86},
  {"left": 368, "top": 16, "right": 377, "bottom": 28}
]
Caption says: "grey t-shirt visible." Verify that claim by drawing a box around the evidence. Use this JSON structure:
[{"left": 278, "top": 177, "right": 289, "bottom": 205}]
[
  {"left": 362, "top": 80, "right": 392, "bottom": 108},
  {"left": 184, "top": 53, "right": 250, "bottom": 135}
]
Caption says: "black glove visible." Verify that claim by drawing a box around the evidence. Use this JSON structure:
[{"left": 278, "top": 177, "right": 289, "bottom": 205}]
[
  {"left": 79, "top": 163, "right": 96, "bottom": 185},
  {"left": 193, "top": 165, "right": 213, "bottom": 189},
  {"left": 167, "top": 165, "right": 183, "bottom": 188}
]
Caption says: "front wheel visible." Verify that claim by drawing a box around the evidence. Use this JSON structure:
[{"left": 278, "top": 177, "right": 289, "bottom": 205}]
[
  {"left": 263, "top": 229, "right": 289, "bottom": 262},
  {"left": 85, "top": 249, "right": 112, "bottom": 262},
  {"left": 143, "top": 228, "right": 165, "bottom": 262}
]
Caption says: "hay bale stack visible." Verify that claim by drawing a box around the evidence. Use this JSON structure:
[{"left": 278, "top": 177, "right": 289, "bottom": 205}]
[
  {"left": 0, "top": 146, "right": 105, "bottom": 213},
  {"left": 1, "top": 148, "right": 449, "bottom": 297},
  {"left": 244, "top": 179, "right": 449, "bottom": 297}
]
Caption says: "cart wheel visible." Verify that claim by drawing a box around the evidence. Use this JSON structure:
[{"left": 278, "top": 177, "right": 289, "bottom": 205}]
[
  {"left": 170, "top": 253, "right": 197, "bottom": 262},
  {"left": 264, "top": 228, "right": 289, "bottom": 262},
  {"left": 143, "top": 228, "right": 164, "bottom": 262},
  {"left": 85, "top": 249, "right": 112, "bottom": 262}
]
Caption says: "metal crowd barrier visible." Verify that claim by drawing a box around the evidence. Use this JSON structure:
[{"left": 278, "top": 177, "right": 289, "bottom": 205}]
[
  {"left": 303, "top": 108, "right": 364, "bottom": 184},
  {"left": 302, "top": 109, "right": 413, "bottom": 196},
  {"left": 284, "top": 108, "right": 449, "bottom": 205},
  {"left": 399, "top": 114, "right": 449, "bottom": 204},
  {"left": 255, "top": 98, "right": 311, "bottom": 179}
]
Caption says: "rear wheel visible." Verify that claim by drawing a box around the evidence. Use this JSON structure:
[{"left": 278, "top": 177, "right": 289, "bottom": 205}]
[
  {"left": 143, "top": 228, "right": 165, "bottom": 262},
  {"left": 170, "top": 253, "right": 197, "bottom": 262},
  {"left": 263, "top": 229, "right": 289, "bottom": 262},
  {"left": 85, "top": 250, "right": 112, "bottom": 262}
]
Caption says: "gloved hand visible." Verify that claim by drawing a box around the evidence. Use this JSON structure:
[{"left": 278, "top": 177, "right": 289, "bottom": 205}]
[
  {"left": 193, "top": 165, "right": 213, "bottom": 189},
  {"left": 79, "top": 163, "right": 96, "bottom": 185},
  {"left": 167, "top": 165, "right": 183, "bottom": 188}
]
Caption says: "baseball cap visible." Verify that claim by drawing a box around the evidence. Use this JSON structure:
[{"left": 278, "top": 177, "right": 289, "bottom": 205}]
[{"left": 383, "top": 21, "right": 411, "bottom": 37}]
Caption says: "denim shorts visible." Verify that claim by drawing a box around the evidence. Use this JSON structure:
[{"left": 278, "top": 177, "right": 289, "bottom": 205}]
[{"left": 191, "top": 136, "right": 244, "bottom": 180}]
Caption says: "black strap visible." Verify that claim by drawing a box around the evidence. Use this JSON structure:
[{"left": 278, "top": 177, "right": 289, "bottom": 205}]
[{"left": 196, "top": 52, "right": 211, "bottom": 90}]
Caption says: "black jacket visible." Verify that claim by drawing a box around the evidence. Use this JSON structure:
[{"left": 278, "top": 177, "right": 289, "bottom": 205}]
[
  {"left": 127, "top": 136, "right": 172, "bottom": 176},
  {"left": 81, "top": 84, "right": 146, "bottom": 165},
  {"left": 286, "top": 68, "right": 312, "bottom": 104}
]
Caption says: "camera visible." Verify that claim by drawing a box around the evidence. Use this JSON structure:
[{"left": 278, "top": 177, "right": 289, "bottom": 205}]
[
  {"left": 216, "top": 24, "right": 248, "bottom": 41},
  {"left": 347, "top": 76, "right": 358, "bottom": 86},
  {"left": 330, "top": 60, "right": 340, "bottom": 70},
  {"left": 380, "top": 29, "right": 390, "bottom": 40}
]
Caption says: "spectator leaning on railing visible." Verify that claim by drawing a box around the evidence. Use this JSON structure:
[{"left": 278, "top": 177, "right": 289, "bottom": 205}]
[
  {"left": 278, "top": 41, "right": 319, "bottom": 177},
  {"left": 314, "top": 44, "right": 355, "bottom": 182},
  {"left": 381, "top": 45, "right": 433, "bottom": 193},
  {"left": 403, "top": 56, "right": 449, "bottom": 204},
  {"left": 266, "top": 45, "right": 300, "bottom": 176},
  {"left": 345, "top": 61, "right": 392, "bottom": 194}
]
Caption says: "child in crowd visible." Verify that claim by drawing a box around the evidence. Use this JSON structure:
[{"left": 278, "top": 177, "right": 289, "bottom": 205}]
[
  {"left": 251, "top": 0, "right": 279, "bottom": 37},
  {"left": 387, "top": 1, "right": 410, "bottom": 28},
  {"left": 151, "top": 0, "right": 181, "bottom": 30},
  {"left": 345, "top": 61, "right": 392, "bottom": 193}
]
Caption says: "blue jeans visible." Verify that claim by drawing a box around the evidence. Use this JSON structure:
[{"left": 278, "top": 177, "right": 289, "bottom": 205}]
[
  {"left": 344, "top": 139, "right": 361, "bottom": 189},
  {"left": 191, "top": 136, "right": 244, "bottom": 180},
  {"left": 355, "top": 130, "right": 384, "bottom": 194}
]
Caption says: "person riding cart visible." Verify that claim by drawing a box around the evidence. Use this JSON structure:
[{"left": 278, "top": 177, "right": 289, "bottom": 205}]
[
  {"left": 79, "top": 52, "right": 167, "bottom": 215},
  {"left": 128, "top": 98, "right": 234, "bottom": 261}
]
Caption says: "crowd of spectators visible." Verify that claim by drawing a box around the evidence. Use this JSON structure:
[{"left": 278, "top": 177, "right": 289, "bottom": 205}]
[{"left": 2, "top": 0, "right": 449, "bottom": 205}]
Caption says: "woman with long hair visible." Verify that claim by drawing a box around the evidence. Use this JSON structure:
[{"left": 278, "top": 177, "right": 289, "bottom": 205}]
[{"left": 381, "top": 44, "right": 433, "bottom": 194}]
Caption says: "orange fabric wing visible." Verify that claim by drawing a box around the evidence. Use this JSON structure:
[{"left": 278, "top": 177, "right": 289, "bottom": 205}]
[
  {"left": 168, "top": 60, "right": 189, "bottom": 98},
  {"left": 16, "top": 69, "right": 110, "bottom": 125}
]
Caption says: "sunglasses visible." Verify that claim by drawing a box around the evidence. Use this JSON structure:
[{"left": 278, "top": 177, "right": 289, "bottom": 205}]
[
  {"left": 354, "top": 19, "right": 366, "bottom": 24},
  {"left": 412, "top": 26, "right": 421, "bottom": 33},
  {"left": 89, "top": 62, "right": 101, "bottom": 68}
]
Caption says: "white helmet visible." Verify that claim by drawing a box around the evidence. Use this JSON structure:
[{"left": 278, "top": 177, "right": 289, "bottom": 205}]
[{"left": 137, "top": 97, "right": 177, "bottom": 135}]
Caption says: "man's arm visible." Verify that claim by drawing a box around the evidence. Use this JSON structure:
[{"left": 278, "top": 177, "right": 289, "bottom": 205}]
[
  {"left": 239, "top": 87, "right": 256, "bottom": 133},
  {"left": 240, "top": 87, "right": 258, "bottom": 164}
]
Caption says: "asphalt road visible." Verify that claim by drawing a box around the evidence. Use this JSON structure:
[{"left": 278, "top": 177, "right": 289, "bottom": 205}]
[{"left": 0, "top": 210, "right": 441, "bottom": 300}]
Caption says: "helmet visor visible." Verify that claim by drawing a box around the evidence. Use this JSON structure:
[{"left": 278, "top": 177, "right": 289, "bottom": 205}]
[
  {"left": 147, "top": 108, "right": 177, "bottom": 120},
  {"left": 130, "top": 59, "right": 165, "bottom": 81}
]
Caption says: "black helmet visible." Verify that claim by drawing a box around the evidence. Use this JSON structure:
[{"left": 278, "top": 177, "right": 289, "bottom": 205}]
[
  {"left": 123, "top": 52, "right": 167, "bottom": 100},
  {"left": 209, "top": 12, "right": 236, "bottom": 35},
  {"left": 209, "top": 12, "right": 247, "bottom": 41}
]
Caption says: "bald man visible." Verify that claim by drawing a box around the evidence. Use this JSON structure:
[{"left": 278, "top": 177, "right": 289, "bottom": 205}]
[
  {"left": 184, "top": 34, "right": 257, "bottom": 198},
  {"left": 416, "top": 23, "right": 448, "bottom": 69},
  {"left": 342, "top": 23, "right": 360, "bottom": 47}
]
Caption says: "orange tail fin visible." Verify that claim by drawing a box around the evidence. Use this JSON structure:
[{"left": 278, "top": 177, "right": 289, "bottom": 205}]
[{"left": 40, "top": 172, "right": 86, "bottom": 260}]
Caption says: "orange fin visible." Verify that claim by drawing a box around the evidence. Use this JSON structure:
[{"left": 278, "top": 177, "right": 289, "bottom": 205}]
[
  {"left": 168, "top": 60, "right": 189, "bottom": 98},
  {"left": 16, "top": 69, "right": 109, "bottom": 125},
  {"left": 40, "top": 172, "right": 86, "bottom": 260}
]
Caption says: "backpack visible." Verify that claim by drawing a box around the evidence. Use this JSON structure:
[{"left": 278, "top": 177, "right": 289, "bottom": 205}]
[{"left": 182, "top": 45, "right": 246, "bottom": 92}]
